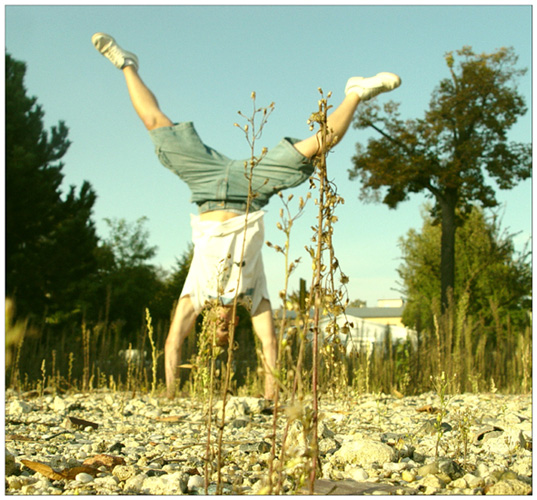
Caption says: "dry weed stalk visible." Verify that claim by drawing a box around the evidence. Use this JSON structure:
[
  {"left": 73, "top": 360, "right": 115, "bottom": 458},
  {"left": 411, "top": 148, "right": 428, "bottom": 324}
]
[
  {"left": 303, "top": 89, "right": 350, "bottom": 493},
  {"left": 145, "top": 308, "right": 158, "bottom": 396},
  {"left": 265, "top": 191, "right": 310, "bottom": 492},
  {"left": 271, "top": 89, "right": 350, "bottom": 495},
  {"left": 6, "top": 304, "right": 27, "bottom": 391},
  {"left": 209, "top": 93, "right": 275, "bottom": 494},
  {"left": 81, "top": 322, "right": 91, "bottom": 392}
]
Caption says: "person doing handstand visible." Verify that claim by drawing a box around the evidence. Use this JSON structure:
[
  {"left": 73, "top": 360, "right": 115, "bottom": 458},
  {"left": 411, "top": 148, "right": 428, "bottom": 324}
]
[{"left": 92, "top": 32, "right": 401, "bottom": 400}]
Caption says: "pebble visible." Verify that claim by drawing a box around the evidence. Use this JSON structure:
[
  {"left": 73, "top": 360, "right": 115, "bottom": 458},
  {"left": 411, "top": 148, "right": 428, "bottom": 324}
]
[
  {"left": 333, "top": 438, "right": 395, "bottom": 467},
  {"left": 9, "top": 400, "right": 30, "bottom": 414},
  {"left": 401, "top": 469, "right": 417, "bottom": 482},
  {"left": 486, "top": 478, "right": 532, "bottom": 495},
  {"left": 75, "top": 472, "right": 94, "bottom": 483},
  {"left": 347, "top": 466, "right": 369, "bottom": 481},
  {"left": 4, "top": 390, "right": 532, "bottom": 495}
]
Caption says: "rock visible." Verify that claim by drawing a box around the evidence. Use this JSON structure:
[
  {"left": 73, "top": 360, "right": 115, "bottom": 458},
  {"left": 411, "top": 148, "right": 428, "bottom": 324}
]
[
  {"left": 417, "top": 458, "right": 461, "bottom": 479},
  {"left": 451, "top": 477, "right": 468, "bottom": 489},
  {"left": 3, "top": 390, "right": 532, "bottom": 496},
  {"left": 215, "top": 396, "right": 271, "bottom": 420},
  {"left": 94, "top": 475, "right": 119, "bottom": 489},
  {"left": 510, "top": 457, "right": 532, "bottom": 477},
  {"left": 52, "top": 396, "right": 67, "bottom": 412},
  {"left": 476, "top": 462, "right": 490, "bottom": 477},
  {"left": 215, "top": 397, "right": 248, "bottom": 419},
  {"left": 319, "top": 437, "right": 339, "bottom": 455},
  {"left": 319, "top": 421, "right": 335, "bottom": 439},
  {"left": 113, "top": 464, "right": 136, "bottom": 481},
  {"left": 239, "top": 440, "right": 271, "bottom": 453},
  {"left": 437, "top": 457, "right": 463, "bottom": 478},
  {"left": 124, "top": 473, "right": 147, "bottom": 494},
  {"left": 333, "top": 439, "right": 395, "bottom": 467},
  {"left": 481, "top": 428, "right": 525, "bottom": 455},
  {"left": 6, "top": 476, "right": 23, "bottom": 490},
  {"left": 473, "top": 425, "right": 504, "bottom": 444},
  {"left": 75, "top": 472, "right": 94, "bottom": 483},
  {"left": 422, "top": 474, "right": 446, "bottom": 489},
  {"left": 485, "top": 478, "right": 532, "bottom": 495},
  {"left": 383, "top": 462, "right": 407, "bottom": 474},
  {"left": 241, "top": 396, "right": 270, "bottom": 414},
  {"left": 230, "top": 418, "right": 249, "bottom": 428},
  {"left": 9, "top": 400, "right": 30, "bottom": 414},
  {"left": 412, "top": 451, "right": 426, "bottom": 463},
  {"left": 187, "top": 474, "right": 205, "bottom": 491},
  {"left": 417, "top": 462, "right": 439, "bottom": 476},
  {"left": 463, "top": 473, "right": 485, "bottom": 488},
  {"left": 347, "top": 467, "right": 369, "bottom": 481},
  {"left": 397, "top": 443, "right": 415, "bottom": 459},
  {"left": 5, "top": 449, "right": 19, "bottom": 476},
  {"left": 141, "top": 473, "right": 186, "bottom": 495},
  {"left": 286, "top": 420, "right": 307, "bottom": 451},
  {"left": 401, "top": 470, "right": 417, "bottom": 482}
]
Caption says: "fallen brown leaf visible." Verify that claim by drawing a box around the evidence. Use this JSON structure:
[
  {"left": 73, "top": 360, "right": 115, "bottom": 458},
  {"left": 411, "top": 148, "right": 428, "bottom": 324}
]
[
  {"left": 392, "top": 389, "right": 405, "bottom": 399},
  {"left": 83, "top": 454, "right": 126, "bottom": 470},
  {"left": 153, "top": 415, "right": 183, "bottom": 422},
  {"left": 60, "top": 465, "right": 100, "bottom": 480},
  {"left": 68, "top": 416, "right": 99, "bottom": 429},
  {"left": 20, "top": 460, "right": 65, "bottom": 481},
  {"left": 6, "top": 434, "right": 33, "bottom": 442},
  {"left": 416, "top": 404, "right": 439, "bottom": 414}
]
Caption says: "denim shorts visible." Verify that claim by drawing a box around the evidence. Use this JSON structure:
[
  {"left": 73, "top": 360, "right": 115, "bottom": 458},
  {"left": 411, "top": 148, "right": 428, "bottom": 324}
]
[{"left": 149, "top": 122, "right": 315, "bottom": 213}]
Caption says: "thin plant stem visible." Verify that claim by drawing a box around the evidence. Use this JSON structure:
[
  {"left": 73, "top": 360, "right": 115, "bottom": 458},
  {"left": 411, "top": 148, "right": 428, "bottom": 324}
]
[
  {"left": 215, "top": 93, "right": 274, "bottom": 494},
  {"left": 307, "top": 97, "right": 330, "bottom": 494}
]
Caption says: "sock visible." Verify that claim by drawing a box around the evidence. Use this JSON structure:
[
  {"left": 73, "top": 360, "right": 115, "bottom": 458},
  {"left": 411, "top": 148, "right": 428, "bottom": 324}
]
[
  {"left": 345, "top": 86, "right": 364, "bottom": 98},
  {"left": 122, "top": 58, "right": 137, "bottom": 69},
  {"left": 344, "top": 77, "right": 365, "bottom": 98}
]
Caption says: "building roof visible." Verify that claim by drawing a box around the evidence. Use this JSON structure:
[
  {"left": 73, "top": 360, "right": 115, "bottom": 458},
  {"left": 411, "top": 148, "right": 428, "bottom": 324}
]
[{"left": 346, "top": 306, "right": 404, "bottom": 319}]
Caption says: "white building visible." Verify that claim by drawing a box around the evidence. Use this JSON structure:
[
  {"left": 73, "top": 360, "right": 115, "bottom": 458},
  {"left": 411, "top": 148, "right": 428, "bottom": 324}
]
[{"left": 318, "top": 299, "right": 417, "bottom": 354}]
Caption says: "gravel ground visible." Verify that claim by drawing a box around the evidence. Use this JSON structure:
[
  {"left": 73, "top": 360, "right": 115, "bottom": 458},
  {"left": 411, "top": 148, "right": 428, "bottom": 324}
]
[{"left": 5, "top": 388, "right": 532, "bottom": 495}]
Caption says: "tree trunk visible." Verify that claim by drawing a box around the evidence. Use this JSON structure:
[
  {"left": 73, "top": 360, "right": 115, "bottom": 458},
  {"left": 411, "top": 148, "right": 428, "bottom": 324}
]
[{"left": 439, "top": 190, "right": 457, "bottom": 312}]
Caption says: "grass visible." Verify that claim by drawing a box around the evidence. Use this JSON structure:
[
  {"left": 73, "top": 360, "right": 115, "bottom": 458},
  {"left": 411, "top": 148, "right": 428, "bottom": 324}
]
[{"left": 5, "top": 271, "right": 531, "bottom": 398}]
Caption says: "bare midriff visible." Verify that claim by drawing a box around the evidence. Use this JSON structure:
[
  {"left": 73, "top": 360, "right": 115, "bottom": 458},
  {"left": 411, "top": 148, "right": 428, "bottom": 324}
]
[{"left": 199, "top": 210, "right": 242, "bottom": 222}]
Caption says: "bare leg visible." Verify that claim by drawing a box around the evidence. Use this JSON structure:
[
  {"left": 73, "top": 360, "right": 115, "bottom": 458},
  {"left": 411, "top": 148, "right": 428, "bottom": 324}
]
[
  {"left": 250, "top": 298, "right": 278, "bottom": 400},
  {"left": 122, "top": 65, "right": 174, "bottom": 130},
  {"left": 293, "top": 93, "right": 360, "bottom": 159},
  {"left": 165, "top": 295, "right": 198, "bottom": 399},
  {"left": 294, "top": 72, "right": 401, "bottom": 159},
  {"left": 91, "top": 33, "right": 173, "bottom": 131}
]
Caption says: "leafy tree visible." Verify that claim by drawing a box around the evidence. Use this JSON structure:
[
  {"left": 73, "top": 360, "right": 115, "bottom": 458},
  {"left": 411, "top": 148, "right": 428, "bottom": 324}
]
[
  {"left": 102, "top": 216, "right": 157, "bottom": 268},
  {"left": 163, "top": 244, "right": 193, "bottom": 304},
  {"left": 148, "top": 244, "right": 194, "bottom": 324},
  {"left": 398, "top": 203, "right": 531, "bottom": 332},
  {"left": 97, "top": 217, "right": 161, "bottom": 338},
  {"left": 348, "top": 298, "right": 367, "bottom": 308},
  {"left": 5, "top": 53, "right": 99, "bottom": 321},
  {"left": 349, "top": 46, "right": 531, "bottom": 310}
]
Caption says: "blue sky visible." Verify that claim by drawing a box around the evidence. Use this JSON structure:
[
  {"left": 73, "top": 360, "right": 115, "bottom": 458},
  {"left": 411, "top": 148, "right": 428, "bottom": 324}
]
[{"left": 4, "top": 3, "right": 532, "bottom": 308}]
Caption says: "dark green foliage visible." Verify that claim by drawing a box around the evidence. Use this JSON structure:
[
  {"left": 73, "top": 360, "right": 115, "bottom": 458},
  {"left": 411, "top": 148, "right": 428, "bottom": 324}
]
[
  {"left": 349, "top": 46, "right": 531, "bottom": 309},
  {"left": 5, "top": 53, "right": 99, "bottom": 321},
  {"left": 398, "top": 204, "right": 531, "bottom": 332}
]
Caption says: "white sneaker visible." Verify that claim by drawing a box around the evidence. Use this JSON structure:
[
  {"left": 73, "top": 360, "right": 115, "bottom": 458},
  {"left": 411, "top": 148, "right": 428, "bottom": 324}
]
[
  {"left": 92, "top": 32, "right": 139, "bottom": 70},
  {"left": 345, "top": 72, "right": 401, "bottom": 101}
]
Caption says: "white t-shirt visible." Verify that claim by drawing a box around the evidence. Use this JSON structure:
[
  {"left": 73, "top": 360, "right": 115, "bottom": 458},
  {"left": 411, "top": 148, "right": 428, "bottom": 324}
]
[{"left": 180, "top": 210, "right": 269, "bottom": 315}]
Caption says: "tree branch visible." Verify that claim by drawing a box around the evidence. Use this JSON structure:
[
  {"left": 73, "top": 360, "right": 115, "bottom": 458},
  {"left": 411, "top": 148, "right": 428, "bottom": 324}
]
[{"left": 365, "top": 120, "right": 414, "bottom": 156}]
